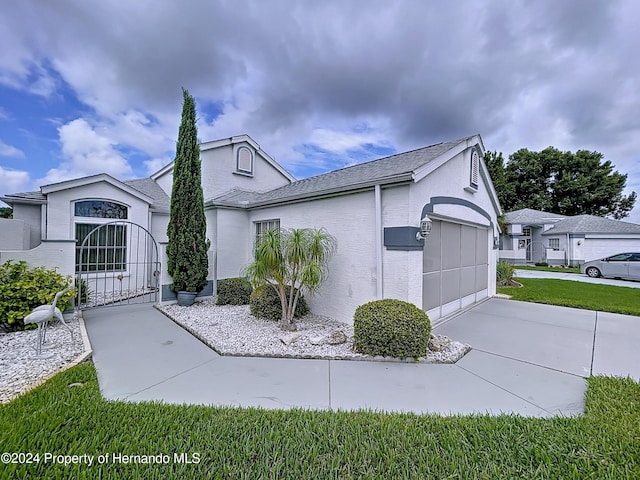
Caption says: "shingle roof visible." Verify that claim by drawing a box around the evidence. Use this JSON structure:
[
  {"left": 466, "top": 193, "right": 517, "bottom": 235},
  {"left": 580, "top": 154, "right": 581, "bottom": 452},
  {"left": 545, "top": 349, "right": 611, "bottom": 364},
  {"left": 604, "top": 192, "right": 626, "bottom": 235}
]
[
  {"left": 3, "top": 178, "right": 170, "bottom": 212},
  {"left": 541, "top": 215, "right": 640, "bottom": 235},
  {"left": 504, "top": 208, "right": 566, "bottom": 225},
  {"left": 207, "top": 136, "right": 474, "bottom": 208},
  {"left": 123, "top": 178, "right": 171, "bottom": 212},
  {"left": 2, "top": 191, "right": 46, "bottom": 202}
]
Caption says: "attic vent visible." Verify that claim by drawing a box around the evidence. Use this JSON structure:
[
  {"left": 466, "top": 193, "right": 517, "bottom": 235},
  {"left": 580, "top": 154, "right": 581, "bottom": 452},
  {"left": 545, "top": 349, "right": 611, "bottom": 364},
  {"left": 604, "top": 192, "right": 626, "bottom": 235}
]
[{"left": 469, "top": 149, "right": 479, "bottom": 189}]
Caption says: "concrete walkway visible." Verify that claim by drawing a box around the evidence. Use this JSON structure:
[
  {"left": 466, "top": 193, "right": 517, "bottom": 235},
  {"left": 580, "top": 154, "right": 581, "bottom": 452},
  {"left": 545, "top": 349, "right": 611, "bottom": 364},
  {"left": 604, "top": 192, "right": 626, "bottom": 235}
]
[
  {"left": 83, "top": 298, "right": 640, "bottom": 417},
  {"left": 514, "top": 269, "right": 640, "bottom": 288}
]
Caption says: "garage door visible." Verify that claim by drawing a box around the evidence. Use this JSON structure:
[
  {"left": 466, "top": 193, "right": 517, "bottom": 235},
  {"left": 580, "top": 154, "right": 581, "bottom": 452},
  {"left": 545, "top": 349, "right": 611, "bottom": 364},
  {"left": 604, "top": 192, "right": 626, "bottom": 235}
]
[{"left": 423, "top": 220, "right": 489, "bottom": 321}]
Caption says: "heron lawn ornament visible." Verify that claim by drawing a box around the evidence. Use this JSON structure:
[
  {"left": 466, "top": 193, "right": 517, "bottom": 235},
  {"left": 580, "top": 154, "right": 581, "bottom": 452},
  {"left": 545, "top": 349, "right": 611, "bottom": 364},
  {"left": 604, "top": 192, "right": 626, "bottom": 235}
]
[{"left": 23, "top": 286, "right": 74, "bottom": 355}]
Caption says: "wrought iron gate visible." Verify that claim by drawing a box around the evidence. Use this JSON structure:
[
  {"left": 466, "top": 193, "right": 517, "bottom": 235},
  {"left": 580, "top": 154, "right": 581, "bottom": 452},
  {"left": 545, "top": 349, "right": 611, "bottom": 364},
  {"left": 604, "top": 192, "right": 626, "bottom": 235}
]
[
  {"left": 526, "top": 241, "right": 546, "bottom": 264},
  {"left": 76, "top": 221, "right": 160, "bottom": 309}
]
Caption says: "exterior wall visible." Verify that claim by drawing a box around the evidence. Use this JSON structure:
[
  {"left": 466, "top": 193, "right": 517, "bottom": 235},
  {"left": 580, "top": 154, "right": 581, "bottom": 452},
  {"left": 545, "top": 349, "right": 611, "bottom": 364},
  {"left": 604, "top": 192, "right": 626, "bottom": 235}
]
[
  {"left": 155, "top": 142, "right": 292, "bottom": 200},
  {"left": 214, "top": 208, "right": 250, "bottom": 280},
  {"left": 0, "top": 218, "right": 30, "bottom": 250},
  {"left": 46, "top": 182, "right": 151, "bottom": 240},
  {"left": 12, "top": 203, "right": 42, "bottom": 247},
  {"left": 200, "top": 143, "right": 292, "bottom": 200},
  {"left": 150, "top": 212, "right": 170, "bottom": 243},
  {"left": 499, "top": 235, "right": 527, "bottom": 264},
  {"left": 154, "top": 173, "right": 173, "bottom": 197},
  {"left": 245, "top": 191, "right": 378, "bottom": 323},
  {"left": 381, "top": 185, "right": 412, "bottom": 301},
  {"left": 0, "top": 240, "right": 76, "bottom": 279}
]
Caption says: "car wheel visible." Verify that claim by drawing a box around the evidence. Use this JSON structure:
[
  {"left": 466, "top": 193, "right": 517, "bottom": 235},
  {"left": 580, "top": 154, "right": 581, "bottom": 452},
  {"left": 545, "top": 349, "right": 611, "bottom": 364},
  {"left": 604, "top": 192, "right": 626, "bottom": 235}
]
[{"left": 586, "top": 267, "right": 601, "bottom": 278}]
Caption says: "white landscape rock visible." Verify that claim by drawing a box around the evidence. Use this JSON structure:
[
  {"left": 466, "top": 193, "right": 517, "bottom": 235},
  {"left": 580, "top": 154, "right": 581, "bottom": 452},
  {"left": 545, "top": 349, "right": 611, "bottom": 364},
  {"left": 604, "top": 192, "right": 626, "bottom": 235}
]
[
  {"left": 0, "top": 317, "right": 85, "bottom": 403},
  {"left": 158, "top": 300, "right": 471, "bottom": 363},
  {"left": 279, "top": 332, "right": 302, "bottom": 345}
]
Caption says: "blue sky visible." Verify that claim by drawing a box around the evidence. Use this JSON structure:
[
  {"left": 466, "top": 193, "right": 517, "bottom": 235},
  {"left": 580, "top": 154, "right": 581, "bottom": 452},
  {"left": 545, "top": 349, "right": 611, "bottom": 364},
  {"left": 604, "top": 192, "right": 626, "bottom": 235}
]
[{"left": 1, "top": 0, "right": 639, "bottom": 223}]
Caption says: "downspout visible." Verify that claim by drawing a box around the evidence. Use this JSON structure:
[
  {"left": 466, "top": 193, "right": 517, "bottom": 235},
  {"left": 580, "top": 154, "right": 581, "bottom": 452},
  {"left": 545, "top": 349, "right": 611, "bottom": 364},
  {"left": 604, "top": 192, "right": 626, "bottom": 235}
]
[
  {"left": 566, "top": 233, "right": 571, "bottom": 265},
  {"left": 375, "top": 184, "right": 383, "bottom": 299}
]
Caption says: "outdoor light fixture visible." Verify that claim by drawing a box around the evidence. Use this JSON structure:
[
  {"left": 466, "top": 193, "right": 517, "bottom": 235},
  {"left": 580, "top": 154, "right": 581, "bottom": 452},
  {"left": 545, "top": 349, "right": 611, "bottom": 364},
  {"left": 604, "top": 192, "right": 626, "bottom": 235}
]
[{"left": 416, "top": 214, "right": 433, "bottom": 240}]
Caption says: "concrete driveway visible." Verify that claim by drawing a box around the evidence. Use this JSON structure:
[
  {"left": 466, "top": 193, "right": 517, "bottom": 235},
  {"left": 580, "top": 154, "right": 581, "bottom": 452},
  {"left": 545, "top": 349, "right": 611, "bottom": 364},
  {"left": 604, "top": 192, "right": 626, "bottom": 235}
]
[{"left": 82, "top": 298, "right": 639, "bottom": 418}]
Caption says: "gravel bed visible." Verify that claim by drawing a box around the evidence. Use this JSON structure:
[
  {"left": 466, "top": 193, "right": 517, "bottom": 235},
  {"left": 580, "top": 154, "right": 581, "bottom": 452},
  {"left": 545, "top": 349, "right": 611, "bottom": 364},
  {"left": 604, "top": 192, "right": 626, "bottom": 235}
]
[
  {"left": 80, "top": 287, "right": 158, "bottom": 308},
  {"left": 0, "top": 317, "right": 85, "bottom": 403},
  {"left": 158, "top": 300, "right": 471, "bottom": 363}
]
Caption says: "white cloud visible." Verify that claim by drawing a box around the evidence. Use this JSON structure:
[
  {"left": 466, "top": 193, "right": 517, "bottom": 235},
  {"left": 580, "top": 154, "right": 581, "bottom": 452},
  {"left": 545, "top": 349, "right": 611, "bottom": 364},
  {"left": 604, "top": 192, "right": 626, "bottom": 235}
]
[
  {"left": 144, "top": 157, "right": 171, "bottom": 176},
  {"left": 0, "top": 140, "right": 25, "bottom": 158},
  {"left": 36, "top": 118, "right": 133, "bottom": 185},
  {"left": 0, "top": 166, "right": 30, "bottom": 195}
]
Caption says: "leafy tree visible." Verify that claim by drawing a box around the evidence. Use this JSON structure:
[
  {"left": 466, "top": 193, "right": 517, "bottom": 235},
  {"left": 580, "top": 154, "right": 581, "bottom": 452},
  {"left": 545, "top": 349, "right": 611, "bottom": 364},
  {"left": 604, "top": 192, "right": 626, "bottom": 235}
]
[
  {"left": 488, "top": 147, "right": 636, "bottom": 219},
  {"left": 242, "top": 228, "right": 337, "bottom": 331},
  {"left": 166, "top": 88, "right": 209, "bottom": 293},
  {"left": 0, "top": 207, "right": 12, "bottom": 218}
]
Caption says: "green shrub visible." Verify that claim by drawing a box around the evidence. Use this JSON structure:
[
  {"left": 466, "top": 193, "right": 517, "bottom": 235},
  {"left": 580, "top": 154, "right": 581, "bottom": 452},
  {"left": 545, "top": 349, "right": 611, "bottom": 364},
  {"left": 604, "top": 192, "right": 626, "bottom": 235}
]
[
  {"left": 75, "top": 276, "right": 93, "bottom": 304},
  {"left": 249, "top": 285, "right": 309, "bottom": 321},
  {"left": 535, "top": 261, "right": 549, "bottom": 267},
  {"left": 216, "top": 277, "right": 252, "bottom": 305},
  {"left": 0, "top": 260, "right": 75, "bottom": 330},
  {"left": 496, "top": 260, "right": 515, "bottom": 286},
  {"left": 353, "top": 299, "right": 431, "bottom": 359}
]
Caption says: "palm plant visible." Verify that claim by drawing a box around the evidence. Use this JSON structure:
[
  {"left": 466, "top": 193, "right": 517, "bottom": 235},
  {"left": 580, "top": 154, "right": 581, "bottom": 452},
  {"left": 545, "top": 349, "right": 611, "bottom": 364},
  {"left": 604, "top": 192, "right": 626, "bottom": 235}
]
[{"left": 243, "top": 227, "right": 337, "bottom": 331}]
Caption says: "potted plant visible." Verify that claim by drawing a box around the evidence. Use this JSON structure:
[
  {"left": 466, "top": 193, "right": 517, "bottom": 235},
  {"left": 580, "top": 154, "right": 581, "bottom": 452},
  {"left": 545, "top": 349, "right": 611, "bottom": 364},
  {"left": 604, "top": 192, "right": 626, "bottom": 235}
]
[{"left": 166, "top": 88, "right": 209, "bottom": 306}]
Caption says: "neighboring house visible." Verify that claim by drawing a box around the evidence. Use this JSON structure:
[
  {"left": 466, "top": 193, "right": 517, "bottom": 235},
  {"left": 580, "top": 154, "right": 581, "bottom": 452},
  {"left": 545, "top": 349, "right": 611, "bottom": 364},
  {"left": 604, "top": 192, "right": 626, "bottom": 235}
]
[
  {"left": 1, "top": 133, "right": 501, "bottom": 323},
  {"left": 499, "top": 208, "right": 640, "bottom": 265}
]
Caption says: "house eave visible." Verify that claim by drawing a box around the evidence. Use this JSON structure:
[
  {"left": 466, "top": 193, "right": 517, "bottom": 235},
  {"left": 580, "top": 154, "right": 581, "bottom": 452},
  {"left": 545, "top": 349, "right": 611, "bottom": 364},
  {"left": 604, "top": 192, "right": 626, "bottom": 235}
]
[
  {"left": 206, "top": 174, "right": 413, "bottom": 210},
  {"left": 0, "top": 196, "right": 47, "bottom": 206}
]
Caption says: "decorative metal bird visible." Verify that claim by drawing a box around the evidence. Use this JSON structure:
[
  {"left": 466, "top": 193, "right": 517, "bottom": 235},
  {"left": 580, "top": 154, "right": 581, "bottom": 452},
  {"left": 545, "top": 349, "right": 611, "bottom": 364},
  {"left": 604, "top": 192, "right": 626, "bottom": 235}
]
[{"left": 23, "top": 286, "right": 74, "bottom": 355}]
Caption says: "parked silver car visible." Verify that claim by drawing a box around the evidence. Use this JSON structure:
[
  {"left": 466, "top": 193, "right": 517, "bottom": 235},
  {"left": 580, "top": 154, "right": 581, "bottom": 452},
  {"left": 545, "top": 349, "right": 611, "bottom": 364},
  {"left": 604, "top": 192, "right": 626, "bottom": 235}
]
[{"left": 581, "top": 252, "right": 640, "bottom": 280}]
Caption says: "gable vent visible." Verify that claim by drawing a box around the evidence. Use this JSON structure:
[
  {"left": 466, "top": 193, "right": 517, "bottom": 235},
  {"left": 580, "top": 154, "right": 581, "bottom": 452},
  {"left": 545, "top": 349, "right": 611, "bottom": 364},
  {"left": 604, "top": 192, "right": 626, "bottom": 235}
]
[{"left": 469, "top": 148, "right": 479, "bottom": 190}]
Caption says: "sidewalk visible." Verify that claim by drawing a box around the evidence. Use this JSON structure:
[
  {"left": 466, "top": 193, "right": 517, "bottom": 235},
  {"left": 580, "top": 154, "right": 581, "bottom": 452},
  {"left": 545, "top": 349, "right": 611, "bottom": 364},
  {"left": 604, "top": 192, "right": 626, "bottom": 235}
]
[
  {"left": 83, "top": 299, "right": 640, "bottom": 417},
  {"left": 514, "top": 269, "right": 640, "bottom": 288}
]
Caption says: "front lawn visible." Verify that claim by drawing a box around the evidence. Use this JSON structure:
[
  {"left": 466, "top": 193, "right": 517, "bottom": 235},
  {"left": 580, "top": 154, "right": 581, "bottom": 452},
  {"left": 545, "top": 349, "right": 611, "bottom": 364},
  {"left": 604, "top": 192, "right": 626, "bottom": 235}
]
[
  {"left": 1, "top": 363, "right": 639, "bottom": 479},
  {"left": 498, "top": 278, "right": 640, "bottom": 316},
  {"left": 515, "top": 265, "right": 581, "bottom": 274}
]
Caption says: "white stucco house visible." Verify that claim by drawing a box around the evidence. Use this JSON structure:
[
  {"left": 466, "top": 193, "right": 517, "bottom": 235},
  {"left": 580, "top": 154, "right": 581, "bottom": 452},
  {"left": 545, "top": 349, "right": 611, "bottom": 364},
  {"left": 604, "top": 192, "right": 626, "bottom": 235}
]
[
  {"left": 1, "top": 133, "right": 501, "bottom": 323},
  {"left": 499, "top": 208, "right": 640, "bottom": 265}
]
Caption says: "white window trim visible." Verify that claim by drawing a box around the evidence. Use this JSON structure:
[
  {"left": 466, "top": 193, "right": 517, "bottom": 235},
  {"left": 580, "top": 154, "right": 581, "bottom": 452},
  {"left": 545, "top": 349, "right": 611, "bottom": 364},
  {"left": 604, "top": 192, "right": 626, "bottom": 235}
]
[
  {"left": 235, "top": 146, "right": 254, "bottom": 176},
  {"left": 73, "top": 199, "right": 130, "bottom": 275}
]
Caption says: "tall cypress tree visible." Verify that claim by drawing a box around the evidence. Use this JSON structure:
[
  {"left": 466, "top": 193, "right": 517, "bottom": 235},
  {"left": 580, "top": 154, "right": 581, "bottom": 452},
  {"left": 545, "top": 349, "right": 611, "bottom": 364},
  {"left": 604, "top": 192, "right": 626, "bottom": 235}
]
[{"left": 166, "top": 88, "right": 209, "bottom": 293}]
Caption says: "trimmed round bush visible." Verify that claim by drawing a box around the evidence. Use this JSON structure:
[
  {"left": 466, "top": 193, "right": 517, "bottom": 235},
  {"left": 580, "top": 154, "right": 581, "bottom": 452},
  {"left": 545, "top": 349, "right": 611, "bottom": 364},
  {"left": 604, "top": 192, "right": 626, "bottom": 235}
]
[
  {"left": 249, "top": 286, "right": 309, "bottom": 321},
  {"left": 216, "top": 277, "right": 252, "bottom": 305},
  {"left": 353, "top": 299, "right": 431, "bottom": 359}
]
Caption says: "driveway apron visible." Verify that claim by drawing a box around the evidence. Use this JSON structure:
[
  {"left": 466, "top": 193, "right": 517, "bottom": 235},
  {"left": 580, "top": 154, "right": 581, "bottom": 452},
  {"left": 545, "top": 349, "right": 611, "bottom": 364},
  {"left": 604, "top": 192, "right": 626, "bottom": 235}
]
[{"left": 82, "top": 298, "right": 639, "bottom": 417}]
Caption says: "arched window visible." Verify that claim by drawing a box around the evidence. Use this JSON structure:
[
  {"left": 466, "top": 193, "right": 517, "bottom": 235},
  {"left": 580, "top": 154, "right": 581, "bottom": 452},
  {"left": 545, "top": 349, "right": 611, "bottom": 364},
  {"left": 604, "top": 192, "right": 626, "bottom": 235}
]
[
  {"left": 74, "top": 200, "right": 128, "bottom": 272},
  {"left": 236, "top": 146, "right": 254, "bottom": 175},
  {"left": 74, "top": 200, "right": 128, "bottom": 219}
]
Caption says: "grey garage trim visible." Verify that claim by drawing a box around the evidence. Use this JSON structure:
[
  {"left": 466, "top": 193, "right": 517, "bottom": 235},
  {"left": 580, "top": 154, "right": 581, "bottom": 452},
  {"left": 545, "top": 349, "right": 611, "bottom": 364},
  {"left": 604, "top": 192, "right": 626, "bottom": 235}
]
[
  {"left": 422, "top": 196, "right": 498, "bottom": 249},
  {"left": 383, "top": 226, "right": 424, "bottom": 251}
]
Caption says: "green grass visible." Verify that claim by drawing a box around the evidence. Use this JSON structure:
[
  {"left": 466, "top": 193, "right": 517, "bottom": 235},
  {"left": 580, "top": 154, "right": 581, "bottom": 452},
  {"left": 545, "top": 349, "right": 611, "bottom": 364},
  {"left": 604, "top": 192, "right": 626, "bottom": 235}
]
[
  {"left": 515, "top": 265, "right": 581, "bottom": 274},
  {"left": 1, "top": 363, "right": 639, "bottom": 479},
  {"left": 499, "top": 278, "right": 640, "bottom": 316}
]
